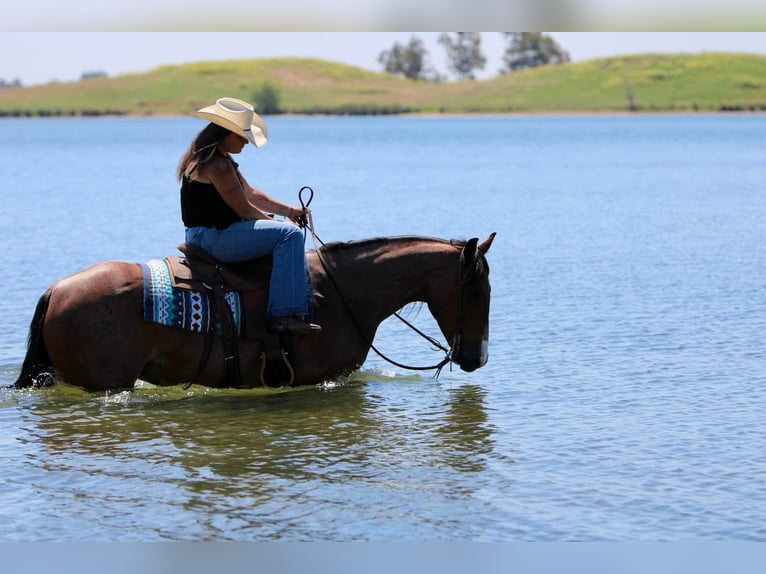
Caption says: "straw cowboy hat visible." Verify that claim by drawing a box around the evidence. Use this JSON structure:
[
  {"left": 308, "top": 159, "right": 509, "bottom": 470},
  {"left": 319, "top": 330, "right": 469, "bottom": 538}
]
[{"left": 193, "top": 97, "right": 268, "bottom": 147}]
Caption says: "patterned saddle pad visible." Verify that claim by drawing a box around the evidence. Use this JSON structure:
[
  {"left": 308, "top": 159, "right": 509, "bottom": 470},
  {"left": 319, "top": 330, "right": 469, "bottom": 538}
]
[{"left": 141, "top": 259, "right": 244, "bottom": 335}]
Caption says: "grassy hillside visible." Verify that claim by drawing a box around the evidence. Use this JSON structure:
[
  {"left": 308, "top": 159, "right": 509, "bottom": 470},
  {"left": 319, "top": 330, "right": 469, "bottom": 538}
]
[{"left": 2, "top": 53, "right": 766, "bottom": 117}]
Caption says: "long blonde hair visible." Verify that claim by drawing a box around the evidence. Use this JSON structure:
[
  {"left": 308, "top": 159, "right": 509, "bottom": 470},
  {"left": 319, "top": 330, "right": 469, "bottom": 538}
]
[{"left": 177, "top": 123, "right": 232, "bottom": 181}]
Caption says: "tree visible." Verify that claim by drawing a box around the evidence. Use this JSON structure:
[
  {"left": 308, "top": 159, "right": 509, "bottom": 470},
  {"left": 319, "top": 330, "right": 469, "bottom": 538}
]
[
  {"left": 0, "top": 78, "right": 22, "bottom": 88},
  {"left": 500, "top": 33, "right": 570, "bottom": 73},
  {"left": 438, "top": 32, "right": 486, "bottom": 80},
  {"left": 252, "top": 81, "right": 282, "bottom": 115},
  {"left": 378, "top": 35, "right": 436, "bottom": 81},
  {"left": 80, "top": 71, "right": 108, "bottom": 80}
]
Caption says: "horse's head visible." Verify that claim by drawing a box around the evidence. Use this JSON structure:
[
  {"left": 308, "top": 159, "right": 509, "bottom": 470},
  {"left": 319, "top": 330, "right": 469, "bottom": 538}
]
[{"left": 429, "top": 233, "right": 495, "bottom": 372}]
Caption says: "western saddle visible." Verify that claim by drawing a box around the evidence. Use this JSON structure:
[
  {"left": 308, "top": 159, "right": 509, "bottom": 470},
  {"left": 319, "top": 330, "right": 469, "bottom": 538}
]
[{"left": 167, "top": 243, "right": 294, "bottom": 387}]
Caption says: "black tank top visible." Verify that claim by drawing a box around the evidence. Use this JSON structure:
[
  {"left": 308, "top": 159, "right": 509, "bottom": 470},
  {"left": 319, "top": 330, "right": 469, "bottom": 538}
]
[{"left": 180, "top": 177, "right": 241, "bottom": 230}]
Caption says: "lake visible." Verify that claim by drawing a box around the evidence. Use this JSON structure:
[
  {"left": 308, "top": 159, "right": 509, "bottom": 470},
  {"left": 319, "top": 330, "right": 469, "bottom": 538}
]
[{"left": 0, "top": 114, "right": 764, "bottom": 543}]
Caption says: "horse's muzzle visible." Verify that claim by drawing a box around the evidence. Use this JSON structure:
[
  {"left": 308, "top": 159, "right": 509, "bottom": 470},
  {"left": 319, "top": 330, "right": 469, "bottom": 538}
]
[{"left": 457, "top": 338, "right": 489, "bottom": 372}]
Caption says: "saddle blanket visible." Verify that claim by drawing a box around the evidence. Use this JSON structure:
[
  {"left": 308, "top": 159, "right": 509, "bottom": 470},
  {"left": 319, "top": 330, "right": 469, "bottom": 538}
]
[{"left": 141, "top": 259, "right": 244, "bottom": 335}]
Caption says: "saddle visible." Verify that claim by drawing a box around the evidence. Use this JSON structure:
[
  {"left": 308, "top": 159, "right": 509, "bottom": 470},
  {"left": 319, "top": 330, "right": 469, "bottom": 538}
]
[
  {"left": 170, "top": 243, "right": 271, "bottom": 293},
  {"left": 169, "top": 243, "right": 294, "bottom": 388}
]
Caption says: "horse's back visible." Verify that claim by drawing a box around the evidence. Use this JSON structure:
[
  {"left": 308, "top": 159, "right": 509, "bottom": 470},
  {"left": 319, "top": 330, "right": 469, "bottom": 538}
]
[
  {"left": 45, "top": 261, "right": 143, "bottom": 333},
  {"left": 51, "top": 261, "right": 142, "bottom": 299}
]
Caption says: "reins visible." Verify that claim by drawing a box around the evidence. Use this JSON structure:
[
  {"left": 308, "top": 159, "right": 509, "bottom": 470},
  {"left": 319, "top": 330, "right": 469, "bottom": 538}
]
[{"left": 297, "top": 186, "right": 455, "bottom": 376}]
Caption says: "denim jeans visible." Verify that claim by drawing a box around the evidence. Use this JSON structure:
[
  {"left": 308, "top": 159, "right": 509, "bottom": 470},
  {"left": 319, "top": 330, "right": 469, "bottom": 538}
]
[{"left": 185, "top": 220, "right": 312, "bottom": 319}]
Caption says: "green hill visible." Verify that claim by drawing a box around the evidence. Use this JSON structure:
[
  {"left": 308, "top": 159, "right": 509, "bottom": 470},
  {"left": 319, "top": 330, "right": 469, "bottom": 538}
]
[{"left": 2, "top": 53, "right": 766, "bottom": 117}]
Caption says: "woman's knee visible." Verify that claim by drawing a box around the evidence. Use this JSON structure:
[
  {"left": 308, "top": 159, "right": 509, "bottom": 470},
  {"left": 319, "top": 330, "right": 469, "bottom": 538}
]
[{"left": 281, "top": 224, "right": 303, "bottom": 244}]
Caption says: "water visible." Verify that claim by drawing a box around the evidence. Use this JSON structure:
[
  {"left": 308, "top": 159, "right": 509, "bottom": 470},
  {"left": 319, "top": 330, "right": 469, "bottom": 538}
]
[{"left": 0, "top": 115, "right": 765, "bottom": 542}]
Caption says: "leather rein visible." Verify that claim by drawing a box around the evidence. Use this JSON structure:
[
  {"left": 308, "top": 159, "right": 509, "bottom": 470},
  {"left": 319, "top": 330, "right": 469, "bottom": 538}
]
[{"left": 298, "top": 187, "right": 463, "bottom": 377}]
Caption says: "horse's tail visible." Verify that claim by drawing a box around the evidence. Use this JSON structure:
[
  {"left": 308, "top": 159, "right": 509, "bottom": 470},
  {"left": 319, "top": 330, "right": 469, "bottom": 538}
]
[{"left": 13, "top": 289, "right": 55, "bottom": 388}]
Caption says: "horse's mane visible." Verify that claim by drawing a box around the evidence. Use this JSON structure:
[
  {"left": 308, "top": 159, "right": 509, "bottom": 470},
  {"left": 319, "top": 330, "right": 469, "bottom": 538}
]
[
  {"left": 314, "top": 236, "right": 494, "bottom": 276},
  {"left": 317, "top": 235, "right": 466, "bottom": 256}
]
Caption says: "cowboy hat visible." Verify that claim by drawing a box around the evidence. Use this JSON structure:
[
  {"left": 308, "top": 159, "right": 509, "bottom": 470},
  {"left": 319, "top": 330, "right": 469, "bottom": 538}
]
[{"left": 193, "top": 97, "right": 268, "bottom": 147}]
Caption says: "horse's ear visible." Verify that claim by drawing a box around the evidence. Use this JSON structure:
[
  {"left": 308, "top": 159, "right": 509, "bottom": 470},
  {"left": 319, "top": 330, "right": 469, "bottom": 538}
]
[
  {"left": 461, "top": 237, "right": 479, "bottom": 267},
  {"left": 478, "top": 232, "right": 496, "bottom": 256}
]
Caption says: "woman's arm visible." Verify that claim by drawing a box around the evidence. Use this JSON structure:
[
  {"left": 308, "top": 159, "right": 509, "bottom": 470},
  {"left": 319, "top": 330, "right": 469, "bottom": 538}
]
[
  {"left": 203, "top": 157, "right": 272, "bottom": 220},
  {"left": 237, "top": 167, "right": 308, "bottom": 223}
]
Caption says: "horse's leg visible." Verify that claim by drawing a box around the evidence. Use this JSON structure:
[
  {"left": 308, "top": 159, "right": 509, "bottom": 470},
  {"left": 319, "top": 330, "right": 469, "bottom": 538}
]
[{"left": 43, "top": 262, "right": 150, "bottom": 391}]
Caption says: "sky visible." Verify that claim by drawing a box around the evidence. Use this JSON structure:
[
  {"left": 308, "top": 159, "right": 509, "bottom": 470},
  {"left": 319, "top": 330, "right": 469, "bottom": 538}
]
[
  {"left": 4, "top": 0, "right": 766, "bottom": 31},
  {"left": 3, "top": 32, "right": 766, "bottom": 87}
]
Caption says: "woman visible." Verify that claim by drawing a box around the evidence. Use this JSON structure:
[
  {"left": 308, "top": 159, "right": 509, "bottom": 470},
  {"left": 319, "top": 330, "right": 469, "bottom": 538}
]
[{"left": 178, "top": 97, "right": 320, "bottom": 335}]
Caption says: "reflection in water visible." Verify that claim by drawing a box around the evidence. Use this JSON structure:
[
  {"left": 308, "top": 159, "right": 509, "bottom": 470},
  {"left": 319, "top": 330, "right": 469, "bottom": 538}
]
[
  {"left": 11, "top": 376, "right": 501, "bottom": 540},
  {"left": 436, "top": 384, "right": 497, "bottom": 473}
]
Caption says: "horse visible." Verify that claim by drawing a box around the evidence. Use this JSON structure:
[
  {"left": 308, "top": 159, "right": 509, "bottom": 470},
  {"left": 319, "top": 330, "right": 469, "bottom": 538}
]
[{"left": 13, "top": 233, "right": 495, "bottom": 392}]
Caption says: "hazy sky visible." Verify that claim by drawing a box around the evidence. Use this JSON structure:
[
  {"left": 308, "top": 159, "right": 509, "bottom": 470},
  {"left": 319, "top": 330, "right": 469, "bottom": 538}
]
[{"left": 3, "top": 32, "right": 766, "bottom": 86}]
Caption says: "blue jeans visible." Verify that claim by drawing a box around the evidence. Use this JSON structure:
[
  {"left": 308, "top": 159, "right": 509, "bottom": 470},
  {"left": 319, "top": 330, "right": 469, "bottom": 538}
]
[{"left": 185, "top": 220, "right": 312, "bottom": 319}]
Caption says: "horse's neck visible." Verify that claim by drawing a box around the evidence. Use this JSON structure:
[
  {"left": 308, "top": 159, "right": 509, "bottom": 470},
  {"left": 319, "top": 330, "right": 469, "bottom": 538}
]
[{"left": 327, "top": 238, "right": 457, "bottom": 324}]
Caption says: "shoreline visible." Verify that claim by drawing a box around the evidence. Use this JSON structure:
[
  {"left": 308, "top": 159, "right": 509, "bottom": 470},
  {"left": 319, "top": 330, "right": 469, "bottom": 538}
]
[{"left": 2, "top": 109, "right": 766, "bottom": 120}]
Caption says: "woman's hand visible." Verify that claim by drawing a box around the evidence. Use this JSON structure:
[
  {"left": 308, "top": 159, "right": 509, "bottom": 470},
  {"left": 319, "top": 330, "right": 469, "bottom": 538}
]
[{"left": 288, "top": 206, "right": 310, "bottom": 228}]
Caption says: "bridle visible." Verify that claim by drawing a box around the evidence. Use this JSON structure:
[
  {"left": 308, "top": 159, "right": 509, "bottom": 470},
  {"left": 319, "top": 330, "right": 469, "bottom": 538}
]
[{"left": 298, "top": 187, "right": 467, "bottom": 377}]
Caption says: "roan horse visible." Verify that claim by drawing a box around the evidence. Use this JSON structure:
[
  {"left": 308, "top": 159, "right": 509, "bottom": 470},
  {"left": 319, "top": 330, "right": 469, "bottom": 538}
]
[{"left": 14, "top": 234, "right": 495, "bottom": 391}]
